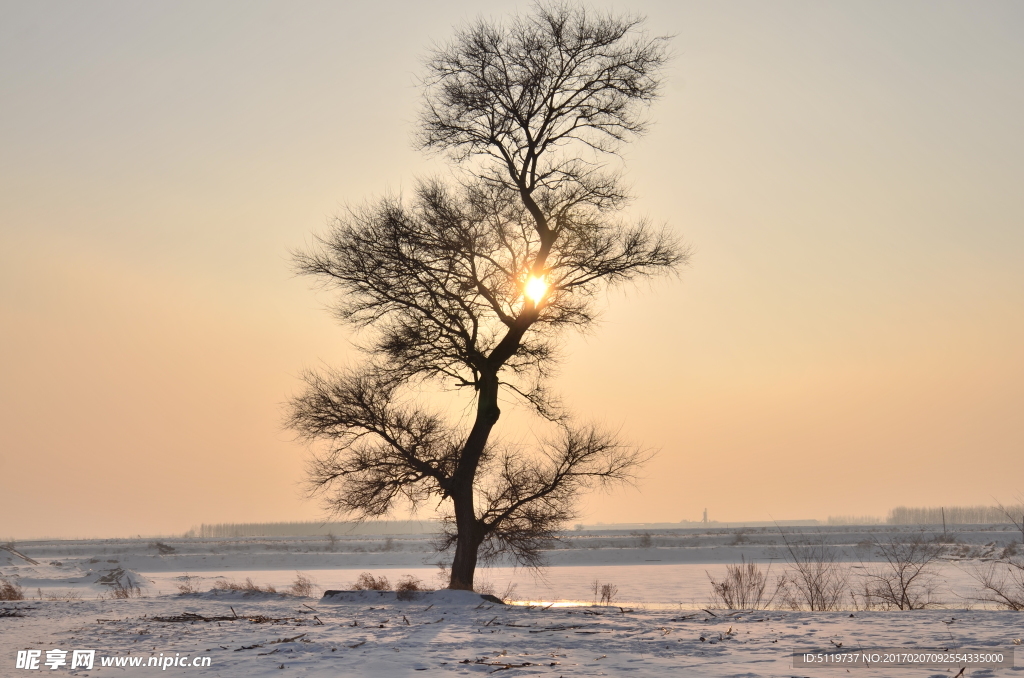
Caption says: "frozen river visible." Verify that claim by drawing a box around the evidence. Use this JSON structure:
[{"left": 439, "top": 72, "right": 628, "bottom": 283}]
[
  {"left": 138, "top": 560, "right": 988, "bottom": 609},
  {"left": 5, "top": 524, "right": 1016, "bottom": 609}
]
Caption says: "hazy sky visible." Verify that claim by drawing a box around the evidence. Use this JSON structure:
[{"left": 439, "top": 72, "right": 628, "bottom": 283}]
[{"left": 2, "top": 1, "right": 1022, "bottom": 538}]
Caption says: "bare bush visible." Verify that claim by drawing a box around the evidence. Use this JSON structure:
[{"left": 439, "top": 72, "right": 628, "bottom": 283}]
[
  {"left": 176, "top": 574, "right": 201, "bottom": 595},
  {"left": 435, "top": 563, "right": 451, "bottom": 589},
  {"left": 396, "top": 575, "right": 431, "bottom": 600},
  {"left": 45, "top": 590, "right": 82, "bottom": 602},
  {"left": 708, "top": 557, "right": 778, "bottom": 609},
  {"left": 0, "top": 576, "right": 24, "bottom": 601},
  {"left": 590, "top": 579, "right": 618, "bottom": 605},
  {"left": 862, "top": 538, "right": 942, "bottom": 610},
  {"left": 352, "top": 572, "right": 390, "bottom": 591},
  {"left": 778, "top": 531, "right": 849, "bottom": 611},
  {"left": 729, "top": 530, "right": 748, "bottom": 546},
  {"left": 633, "top": 532, "right": 653, "bottom": 548},
  {"left": 107, "top": 577, "right": 143, "bottom": 599},
  {"left": 500, "top": 581, "right": 519, "bottom": 603},
  {"left": 213, "top": 577, "right": 276, "bottom": 594},
  {"left": 996, "top": 497, "right": 1024, "bottom": 545},
  {"left": 289, "top": 572, "right": 318, "bottom": 598},
  {"left": 969, "top": 558, "right": 1024, "bottom": 610}
]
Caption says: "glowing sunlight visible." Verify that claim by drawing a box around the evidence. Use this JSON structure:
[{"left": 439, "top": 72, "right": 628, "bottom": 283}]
[{"left": 524, "top": 275, "right": 548, "bottom": 305}]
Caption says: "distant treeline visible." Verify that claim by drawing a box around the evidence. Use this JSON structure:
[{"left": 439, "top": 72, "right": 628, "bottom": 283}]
[
  {"left": 186, "top": 520, "right": 440, "bottom": 538},
  {"left": 885, "top": 505, "right": 1024, "bottom": 525},
  {"left": 826, "top": 515, "right": 885, "bottom": 525},
  {"left": 188, "top": 508, "right": 1023, "bottom": 537}
]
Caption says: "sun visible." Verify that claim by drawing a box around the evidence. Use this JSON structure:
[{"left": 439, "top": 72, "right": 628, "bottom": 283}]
[{"left": 524, "top": 275, "right": 548, "bottom": 305}]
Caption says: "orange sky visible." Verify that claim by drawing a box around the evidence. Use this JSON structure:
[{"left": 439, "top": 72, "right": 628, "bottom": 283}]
[{"left": 2, "top": 1, "right": 1021, "bottom": 538}]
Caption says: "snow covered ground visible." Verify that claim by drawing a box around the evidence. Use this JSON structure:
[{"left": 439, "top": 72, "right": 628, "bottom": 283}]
[
  {"left": 3, "top": 590, "right": 1022, "bottom": 676},
  {"left": 3, "top": 526, "right": 1023, "bottom": 675}
]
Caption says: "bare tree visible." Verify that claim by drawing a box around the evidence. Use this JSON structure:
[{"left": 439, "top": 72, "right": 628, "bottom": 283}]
[
  {"left": 289, "top": 4, "right": 684, "bottom": 591},
  {"left": 861, "top": 537, "right": 942, "bottom": 610}
]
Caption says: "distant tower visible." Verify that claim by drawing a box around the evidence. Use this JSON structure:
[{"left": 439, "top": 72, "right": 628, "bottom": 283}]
[{"left": 702, "top": 508, "right": 708, "bottom": 524}]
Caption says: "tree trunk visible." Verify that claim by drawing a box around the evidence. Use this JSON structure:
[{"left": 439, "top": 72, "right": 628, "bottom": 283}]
[
  {"left": 449, "top": 489, "right": 481, "bottom": 590},
  {"left": 447, "top": 372, "right": 501, "bottom": 590}
]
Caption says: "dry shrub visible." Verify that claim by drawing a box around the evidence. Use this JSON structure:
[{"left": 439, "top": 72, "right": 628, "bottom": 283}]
[
  {"left": 498, "top": 582, "right": 518, "bottom": 603},
  {"left": 862, "top": 538, "right": 942, "bottom": 610},
  {"left": 396, "top": 575, "right": 431, "bottom": 600},
  {"left": 45, "top": 589, "right": 82, "bottom": 602},
  {"left": 632, "top": 531, "right": 653, "bottom": 548},
  {"left": 108, "top": 578, "right": 143, "bottom": 599},
  {"left": 0, "top": 576, "right": 24, "bottom": 601},
  {"left": 591, "top": 579, "right": 618, "bottom": 605},
  {"left": 213, "top": 577, "right": 276, "bottom": 593},
  {"left": 778, "top": 532, "right": 849, "bottom": 611},
  {"left": 970, "top": 558, "right": 1024, "bottom": 610},
  {"left": 352, "top": 572, "right": 390, "bottom": 591},
  {"left": 176, "top": 574, "right": 201, "bottom": 595},
  {"left": 708, "top": 557, "right": 778, "bottom": 610},
  {"left": 290, "top": 572, "right": 318, "bottom": 597}
]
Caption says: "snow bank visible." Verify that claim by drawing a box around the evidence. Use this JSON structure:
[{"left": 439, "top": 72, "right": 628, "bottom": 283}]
[{"left": 321, "top": 589, "right": 503, "bottom": 605}]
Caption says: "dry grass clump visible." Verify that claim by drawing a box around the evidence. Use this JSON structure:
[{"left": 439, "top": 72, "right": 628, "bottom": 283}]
[
  {"left": 45, "top": 589, "right": 82, "bottom": 602},
  {"left": 0, "top": 576, "right": 24, "bottom": 601},
  {"left": 107, "top": 578, "right": 143, "bottom": 599},
  {"left": 352, "top": 572, "right": 390, "bottom": 591},
  {"left": 631, "top": 531, "right": 653, "bottom": 548},
  {"left": 289, "top": 572, "right": 319, "bottom": 598},
  {"left": 395, "top": 575, "right": 431, "bottom": 600},
  {"left": 176, "top": 574, "right": 201, "bottom": 595},
  {"left": 349, "top": 572, "right": 430, "bottom": 598},
  {"left": 213, "top": 577, "right": 277, "bottom": 594}
]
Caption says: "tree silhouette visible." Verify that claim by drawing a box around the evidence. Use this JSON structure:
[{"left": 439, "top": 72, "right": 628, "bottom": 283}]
[{"left": 289, "top": 3, "right": 687, "bottom": 590}]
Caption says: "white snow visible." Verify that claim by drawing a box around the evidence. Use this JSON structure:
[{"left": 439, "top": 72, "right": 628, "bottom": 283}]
[
  {"left": 3, "top": 593, "right": 1022, "bottom": 676},
  {"left": 2, "top": 527, "right": 1023, "bottom": 675}
]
